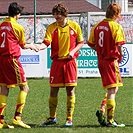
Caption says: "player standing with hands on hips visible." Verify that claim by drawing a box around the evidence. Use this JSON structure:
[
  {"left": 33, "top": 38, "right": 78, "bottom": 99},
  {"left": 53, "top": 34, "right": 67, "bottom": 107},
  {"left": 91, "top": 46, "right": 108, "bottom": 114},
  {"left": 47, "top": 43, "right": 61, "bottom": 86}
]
[
  {"left": 0, "top": 2, "right": 39, "bottom": 129},
  {"left": 87, "top": 3, "right": 125, "bottom": 127},
  {"left": 38, "top": 3, "right": 84, "bottom": 127}
]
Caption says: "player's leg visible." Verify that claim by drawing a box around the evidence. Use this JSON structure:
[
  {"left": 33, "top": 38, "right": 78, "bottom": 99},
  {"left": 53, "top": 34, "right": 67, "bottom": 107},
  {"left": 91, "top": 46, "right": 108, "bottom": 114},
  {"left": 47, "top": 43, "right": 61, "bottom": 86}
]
[
  {"left": 106, "top": 87, "right": 118, "bottom": 124},
  {"left": 12, "top": 85, "right": 31, "bottom": 128},
  {"left": 106, "top": 87, "right": 124, "bottom": 127},
  {"left": 96, "top": 93, "right": 107, "bottom": 126},
  {"left": 106, "top": 87, "right": 123, "bottom": 127},
  {"left": 5, "top": 57, "right": 30, "bottom": 128},
  {"left": 49, "top": 87, "right": 59, "bottom": 119},
  {"left": 0, "top": 86, "right": 14, "bottom": 128},
  {"left": 64, "top": 59, "right": 77, "bottom": 127},
  {"left": 100, "top": 93, "right": 107, "bottom": 114},
  {"left": 105, "top": 60, "right": 125, "bottom": 127},
  {"left": 0, "top": 86, "right": 9, "bottom": 120},
  {"left": 42, "top": 60, "right": 61, "bottom": 126},
  {"left": 96, "top": 59, "right": 110, "bottom": 126},
  {"left": 64, "top": 86, "right": 75, "bottom": 127},
  {"left": 42, "top": 87, "right": 59, "bottom": 126},
  {"left": 0, "top": 57, "right": 14, "bottom": 128}
]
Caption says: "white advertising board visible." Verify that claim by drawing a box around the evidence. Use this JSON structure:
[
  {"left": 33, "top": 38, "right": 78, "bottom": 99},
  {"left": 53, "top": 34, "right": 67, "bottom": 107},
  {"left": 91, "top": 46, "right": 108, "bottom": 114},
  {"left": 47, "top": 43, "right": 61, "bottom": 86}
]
[
  {"left": 20, "top": 44, "right": 133, "bottom": 78},
  {"left": 20, "top": 49, "right": 47, "bottom": 77}
]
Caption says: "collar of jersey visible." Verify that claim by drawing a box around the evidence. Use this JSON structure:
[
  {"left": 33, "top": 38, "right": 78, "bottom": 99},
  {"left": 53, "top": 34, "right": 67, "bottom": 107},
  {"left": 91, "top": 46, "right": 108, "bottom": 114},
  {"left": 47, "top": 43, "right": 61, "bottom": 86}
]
[
  {"left": 103, "top": 18, "right": 114, "bottom": 22},
  {"left": 5, "top": 17, "right": 17, "bottom": 22}
]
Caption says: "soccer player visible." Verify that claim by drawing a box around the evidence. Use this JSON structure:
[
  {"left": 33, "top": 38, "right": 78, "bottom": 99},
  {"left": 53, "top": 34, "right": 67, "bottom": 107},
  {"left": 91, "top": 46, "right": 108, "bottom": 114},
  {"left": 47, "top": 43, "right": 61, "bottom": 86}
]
[
  {"left": 0, "top": 2, "right": 38, "bottom": 128},
  {"left": 87, "top": 3, "right": 126, "bottom": 127},
  {"left": 38, "top": 3, "right": 84, "bottom": 127}
]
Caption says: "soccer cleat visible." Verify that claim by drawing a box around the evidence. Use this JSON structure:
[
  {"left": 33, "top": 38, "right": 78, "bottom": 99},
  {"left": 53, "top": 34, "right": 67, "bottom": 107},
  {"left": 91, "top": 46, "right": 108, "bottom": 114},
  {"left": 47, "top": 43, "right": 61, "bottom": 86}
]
[
  {"left": 64, "top": 119, "right": 73, "bottom": 127},
  {"left": 41, "top": 117, "right": 57, "bottom": 126},
  {"left": 12, "top": 116, "right": 31, "bottom": 128},
  {"left": 0, "top": 119, "right": 14, "bottom": 129},
  {"left": 106, "top": 120, "right": 125, "bottom": 127},
  {"left": 96, "top": 110, "right": 107, "bottom": 126}
]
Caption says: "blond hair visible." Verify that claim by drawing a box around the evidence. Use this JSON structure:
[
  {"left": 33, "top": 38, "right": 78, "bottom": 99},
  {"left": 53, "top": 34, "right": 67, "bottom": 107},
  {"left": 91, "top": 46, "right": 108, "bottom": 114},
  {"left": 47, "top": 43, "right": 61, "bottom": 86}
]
[{"left": 106, "top": 3, "right": 121, "bottom": 19}]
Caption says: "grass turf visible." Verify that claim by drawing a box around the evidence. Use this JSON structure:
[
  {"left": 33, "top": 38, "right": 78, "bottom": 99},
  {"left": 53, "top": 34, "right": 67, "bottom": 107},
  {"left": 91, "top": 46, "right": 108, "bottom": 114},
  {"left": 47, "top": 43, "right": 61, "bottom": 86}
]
[{"left": 2, "top": 77, "right": 133, "bottom": 133}]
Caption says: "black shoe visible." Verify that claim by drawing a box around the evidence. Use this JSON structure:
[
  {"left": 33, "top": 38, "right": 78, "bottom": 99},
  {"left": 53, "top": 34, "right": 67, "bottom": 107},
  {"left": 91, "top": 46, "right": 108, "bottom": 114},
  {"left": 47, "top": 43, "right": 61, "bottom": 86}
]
[
  {"left": 41, "top": 117, "right": 57, "bottom": 126},
  {"left": 96, "top": 110, "right": 107, "bottom": 126}
]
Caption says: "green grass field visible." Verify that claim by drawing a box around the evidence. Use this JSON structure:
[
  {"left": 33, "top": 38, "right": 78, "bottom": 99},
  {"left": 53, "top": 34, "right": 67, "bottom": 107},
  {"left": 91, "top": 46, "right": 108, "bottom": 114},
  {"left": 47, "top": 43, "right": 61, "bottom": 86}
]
[{"left": 1, "top": 77, "right": 133, "bottom": 133}]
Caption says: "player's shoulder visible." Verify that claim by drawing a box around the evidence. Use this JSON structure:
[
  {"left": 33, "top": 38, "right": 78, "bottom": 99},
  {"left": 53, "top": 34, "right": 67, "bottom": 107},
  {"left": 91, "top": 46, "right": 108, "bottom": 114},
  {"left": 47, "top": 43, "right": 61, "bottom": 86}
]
[
  {"left": 91, "top": 21, "right": 101, "bottom": 30},
  {"left": 46, "top": 22, "right": 58, "bottom": 33},
  {"left": 110, "top": 20, "right": 122, "bottom": 28},
  {"left": 14, "top": 22, "right": 24, "bottom": 31},
  {"left": 111, "top": 20, "right": 119, "bottom": 25},
  {"left": 95, "top": 21, "right": 101, "bottom": 27},
  {"left": 68, "top": 19, "right": 81, "bottom": 29},
  {"left": 16, "top": 22, "right": 24, "bottom": 28},
  {"left": 48, "top": 21, "right": 56, "bottom": 28}
]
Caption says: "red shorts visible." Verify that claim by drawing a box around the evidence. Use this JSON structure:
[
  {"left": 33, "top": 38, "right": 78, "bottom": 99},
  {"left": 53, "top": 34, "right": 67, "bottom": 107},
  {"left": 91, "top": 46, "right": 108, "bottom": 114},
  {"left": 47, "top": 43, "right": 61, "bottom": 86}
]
[
  {"left": 50, "top": 59, "right": 77, "bottom": 87},
  {"left": 98, "top": 59, "right": 123, "bottom": 89},
  {"left": 0, "top": 56, "right": 27, "bottom": 88}
]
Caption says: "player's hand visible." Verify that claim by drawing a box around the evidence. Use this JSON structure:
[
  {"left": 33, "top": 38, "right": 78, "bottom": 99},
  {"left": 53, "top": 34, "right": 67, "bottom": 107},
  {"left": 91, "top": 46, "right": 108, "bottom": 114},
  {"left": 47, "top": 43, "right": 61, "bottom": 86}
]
[
  {"left": 67, "top": 54, "right": 72, "bottom": 59},
  {"left": 68, "top": 51, "right": 74, "bottom": 59},
  {"left": 30, "top": 44, "right": 40, "bottom": 52}
]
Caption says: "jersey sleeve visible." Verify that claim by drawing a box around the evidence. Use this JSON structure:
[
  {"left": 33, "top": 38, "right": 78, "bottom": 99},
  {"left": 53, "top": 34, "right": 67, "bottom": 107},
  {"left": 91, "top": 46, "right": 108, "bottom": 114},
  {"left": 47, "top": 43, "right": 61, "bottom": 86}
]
[
  {"left": 18, "top": 27, "right": 26, "bottom": 48},
  {"left": 111, "top": 23, "right": 125, "bottom": 45},
  {"left": 76, "top": 23, "right": 84, "bottom": 44},
  {"left": 115, "top": 25, "right": 125, "bottom": 45},
  {"left": 87, "top": 26, "right": 96, "bottom": 47},
  {"left": 12, "top": 24, "right": 26, "bottom": 48},
  {"left": 42, "top": 25, "right": 52, "bottom": 46}
]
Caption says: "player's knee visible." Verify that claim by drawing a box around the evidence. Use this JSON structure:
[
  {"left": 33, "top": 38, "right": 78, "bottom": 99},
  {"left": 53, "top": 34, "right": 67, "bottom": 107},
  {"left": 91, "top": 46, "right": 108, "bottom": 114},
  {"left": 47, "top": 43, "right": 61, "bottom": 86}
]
[
  {"left": 19, "top": 85, "right": 29, "bottom": 92},
  {"left": 0, "top": 86, "right": 9, "bottom": 96}
]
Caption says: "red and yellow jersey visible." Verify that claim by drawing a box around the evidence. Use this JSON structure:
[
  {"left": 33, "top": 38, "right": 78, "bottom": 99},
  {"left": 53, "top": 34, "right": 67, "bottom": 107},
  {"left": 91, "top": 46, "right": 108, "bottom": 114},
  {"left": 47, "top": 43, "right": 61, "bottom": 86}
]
[
  {"left": 42, "top": 19, "right": 84, "bottom": 60},
  {"left": 87, "top": 18, "right": 125, "bottom": 60},
  {"left": 0, "top": 17, "right": 26, "bottom": 57}
]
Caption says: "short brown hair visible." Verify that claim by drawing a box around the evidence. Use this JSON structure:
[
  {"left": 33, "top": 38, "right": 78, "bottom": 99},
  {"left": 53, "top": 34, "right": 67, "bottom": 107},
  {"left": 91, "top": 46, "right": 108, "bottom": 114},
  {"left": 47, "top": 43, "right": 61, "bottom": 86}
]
[
  {"left": 106, "top": 3, "right": 121, "bottom": 19},
  {"left": 8, "top": 2, "right": 24, "bottom": 17},
  {"left": 52, "top": 3, "right": 68, "bottom": 17}
]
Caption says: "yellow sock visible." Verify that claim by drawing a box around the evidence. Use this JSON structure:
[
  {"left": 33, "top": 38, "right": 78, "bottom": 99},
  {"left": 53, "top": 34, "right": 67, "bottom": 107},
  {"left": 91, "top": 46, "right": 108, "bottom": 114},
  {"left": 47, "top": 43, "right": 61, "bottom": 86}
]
[
  {"left": 49, "top": 97, "right": 58, "bottom": 118},
  {"left": 15, "top": 91, "right": 27, "bottom": 114},
  {"left": 0, "top": 95, "right": 7, "bottom": 117},
  {"left": 107, "top": 99, "right": 115, "bottom": 123},
  {"left": 67, "top": 95, "right": 75, "bottom": 120},
  {"left": 100, "top": 93, "right": 107, "bottom": 114}
]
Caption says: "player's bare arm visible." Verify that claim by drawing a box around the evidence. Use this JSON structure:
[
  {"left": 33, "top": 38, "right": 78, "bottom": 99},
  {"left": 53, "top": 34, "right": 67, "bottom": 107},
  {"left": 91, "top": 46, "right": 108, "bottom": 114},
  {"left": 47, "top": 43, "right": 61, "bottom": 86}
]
[
  {"left": 118, "top": 45, "right": 123, "bottom": 63},
  {"left": 23, "top": 43, "right": 39, "bottom": 52},
  {"left": 69, "top": 43, "right": 84, "bottom": 58},
  {"left": 37, "top": 43, "right": 48, "bottom": 50}
]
